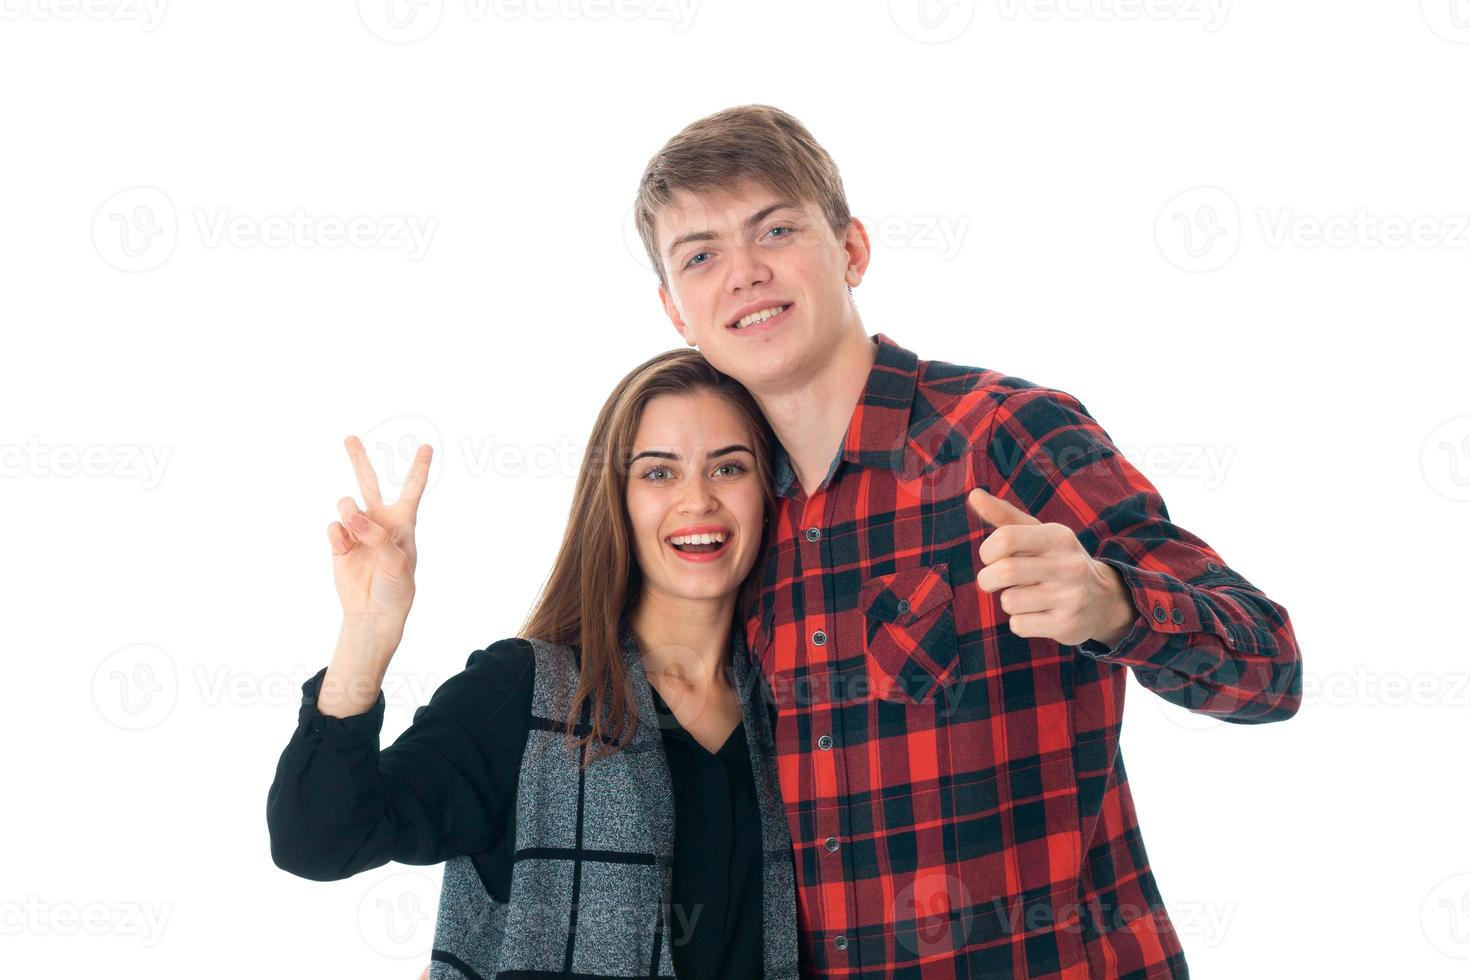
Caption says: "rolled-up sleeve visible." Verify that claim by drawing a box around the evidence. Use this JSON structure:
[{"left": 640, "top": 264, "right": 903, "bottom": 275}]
[{"left": 265, "top": 638, "right": 534, "bottom": 880}]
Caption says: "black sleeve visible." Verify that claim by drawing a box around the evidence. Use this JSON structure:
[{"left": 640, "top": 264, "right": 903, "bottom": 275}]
[{"left": 265, "top": 637, "right": 535, "bottom": 881}]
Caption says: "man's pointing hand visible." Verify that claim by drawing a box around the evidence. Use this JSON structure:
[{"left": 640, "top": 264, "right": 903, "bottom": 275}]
[{"left": 967, "top": 487, "right": 1137, "bottom": 649}]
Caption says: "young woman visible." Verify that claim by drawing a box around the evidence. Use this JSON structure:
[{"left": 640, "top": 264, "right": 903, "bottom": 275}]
[{"left": 266, "top": 350, "right": 799, "bottom": 979}]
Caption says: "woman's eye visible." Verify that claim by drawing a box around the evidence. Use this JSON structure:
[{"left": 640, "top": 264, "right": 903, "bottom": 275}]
[
  {"left": 714, "top": 461, "right": 747, "bottom": 477},
  {"left": 643, "top": 466, "right": 674, "bottom": 481}
]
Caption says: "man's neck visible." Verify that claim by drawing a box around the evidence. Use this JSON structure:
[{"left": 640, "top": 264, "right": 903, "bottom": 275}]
[{"left": 754, "top": 329, "right": 878, "bottom": 497}]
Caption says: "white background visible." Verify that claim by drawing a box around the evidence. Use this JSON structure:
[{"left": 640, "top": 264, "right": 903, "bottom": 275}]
[{"left": 3, "top": 1, "right": 1468, "bottom": 977}]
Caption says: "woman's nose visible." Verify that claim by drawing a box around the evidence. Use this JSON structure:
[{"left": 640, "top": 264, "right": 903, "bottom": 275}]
[{"left": 676, "top": 479, "right": 719, "bottom": 515}]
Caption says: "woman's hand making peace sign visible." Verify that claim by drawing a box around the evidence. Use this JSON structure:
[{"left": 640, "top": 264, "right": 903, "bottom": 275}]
[{"left": 328, "top": 435, "right": 433, "bottom": 641}]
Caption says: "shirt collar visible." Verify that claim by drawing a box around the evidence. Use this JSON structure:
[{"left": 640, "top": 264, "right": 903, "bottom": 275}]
[{"left": 771, "top": 332, "right": 919, "bottom": 497}]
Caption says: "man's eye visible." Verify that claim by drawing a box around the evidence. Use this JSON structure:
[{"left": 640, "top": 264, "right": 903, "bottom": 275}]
[
  {"left": 765, "top": 225, "right": 795, "bottom": 240},
  {"left": 685, "top": 251, "right": 710, "bottom": 268}
]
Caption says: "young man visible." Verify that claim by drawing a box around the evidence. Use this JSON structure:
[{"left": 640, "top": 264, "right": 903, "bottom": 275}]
[{"left": 634, "top": 105, "right": 1302, "bottom": 978}]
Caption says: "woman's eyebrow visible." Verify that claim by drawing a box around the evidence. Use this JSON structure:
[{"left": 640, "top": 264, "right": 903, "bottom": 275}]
[{"left": 628, "top": 444, "right": 754, "bottom": 464}]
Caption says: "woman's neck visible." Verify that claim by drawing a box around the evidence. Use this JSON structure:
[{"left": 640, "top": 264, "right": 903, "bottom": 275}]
[{"left": 628, "top": 589, "right": 736, "bottom": 689}]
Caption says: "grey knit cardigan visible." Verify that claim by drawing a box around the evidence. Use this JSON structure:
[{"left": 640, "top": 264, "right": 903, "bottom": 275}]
[{"left": 427, "top": 626, "right": 800, "bottom": 979}]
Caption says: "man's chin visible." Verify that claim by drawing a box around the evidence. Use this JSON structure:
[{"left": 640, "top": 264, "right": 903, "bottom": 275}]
[{"left": 703, "top": 329, "right": 805, "bottom": 385}]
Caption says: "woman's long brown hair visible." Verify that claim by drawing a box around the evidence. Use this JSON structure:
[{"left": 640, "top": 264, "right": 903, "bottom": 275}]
[{"left": 518, "top": 348, "right": 777, "bottom": 767}]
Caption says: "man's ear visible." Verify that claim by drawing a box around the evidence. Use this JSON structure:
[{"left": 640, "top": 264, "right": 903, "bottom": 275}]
[
  {"left": 841, "top": 216, "right": 873, "bottom": 289},
  {"left": 659, "top": 283, "right": 696, "bottom": 347}
]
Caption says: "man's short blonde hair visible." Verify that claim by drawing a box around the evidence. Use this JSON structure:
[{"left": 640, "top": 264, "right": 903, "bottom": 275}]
[{"left": 634, "top": 104, "right": 853, "bottom": 289}]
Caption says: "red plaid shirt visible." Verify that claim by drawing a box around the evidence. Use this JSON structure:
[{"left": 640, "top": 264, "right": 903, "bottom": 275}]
[{"left": 744, "top": 333, "right": 1301, "bottom": 978}]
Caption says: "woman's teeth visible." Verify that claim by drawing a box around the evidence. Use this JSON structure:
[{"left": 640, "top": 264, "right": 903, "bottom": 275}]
[
  {"left": 733, "top": 305, "right": 787, "bottom": 329},
  {"left": 669, "top": 531, "right": 729, "bottom": 553}
]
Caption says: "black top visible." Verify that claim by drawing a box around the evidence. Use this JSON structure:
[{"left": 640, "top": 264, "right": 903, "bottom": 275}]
[
  {"left": 265, "top": 637, "right": 765, "bottom": 980},
  {"left": 647, "top": 677, "right": 765, "bottom": 980}
]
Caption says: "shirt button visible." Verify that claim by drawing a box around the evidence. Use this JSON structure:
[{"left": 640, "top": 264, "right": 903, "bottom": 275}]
[
  {"left": 817, "top": 734, "right": 833, "bottom": 751},
  {"left": 896, "top": 598, "right": 910, "bottom": 616},
  {"left": 1170, "top": 607, "right": 1184, "bottom": 624},
  {"left": 805, "top": 527, "right": 821, "bottom": 542},
  {"left": 834, "top": 935, "right": 848, "bottom": 951},
  {"left": 1206, "top": 561, "right": 1221, "bottom": 573},
  {"left": 812, "top": 630, "right": 827, "bottom": 646},
  {"left": 1152, "top": 605, "right": 1168, "bottom": 623},
  {"left": 824, "top": 836, "right": 840, "bottom": 852}
]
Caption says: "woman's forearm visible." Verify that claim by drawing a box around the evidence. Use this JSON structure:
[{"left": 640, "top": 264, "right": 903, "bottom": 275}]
[{"left": 316, "top": 615, "right": 403, "bottom": 718}]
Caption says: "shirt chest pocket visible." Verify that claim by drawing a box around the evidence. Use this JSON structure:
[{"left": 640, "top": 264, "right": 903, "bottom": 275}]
[{"left": 858, "top": 562, "right": 960, "bottom": 705}]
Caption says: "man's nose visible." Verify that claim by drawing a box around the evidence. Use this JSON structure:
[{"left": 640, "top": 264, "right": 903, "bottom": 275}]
[{"left": 726, "top": 243, "right": 770, "bottom": 293}]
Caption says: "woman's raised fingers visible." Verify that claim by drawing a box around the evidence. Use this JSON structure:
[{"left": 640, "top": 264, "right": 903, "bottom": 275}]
[
  {"left": 397, "top": 444, "right": 433, "bottom": 519},
  {"left": 344, "top": 435, "right": 385, "bottom": 510}
]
